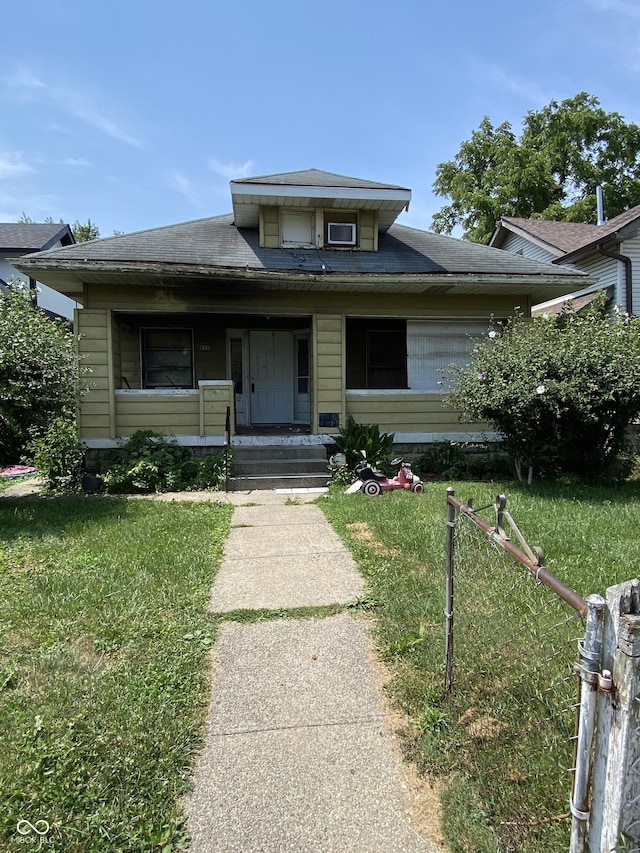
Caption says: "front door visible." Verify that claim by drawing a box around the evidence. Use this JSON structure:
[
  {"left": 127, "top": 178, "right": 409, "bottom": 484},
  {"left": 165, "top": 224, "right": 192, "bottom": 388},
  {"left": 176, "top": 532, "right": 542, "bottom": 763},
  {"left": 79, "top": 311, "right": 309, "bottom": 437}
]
[{"left": 249, "top": 330, "right": 294, "bottom": 424}]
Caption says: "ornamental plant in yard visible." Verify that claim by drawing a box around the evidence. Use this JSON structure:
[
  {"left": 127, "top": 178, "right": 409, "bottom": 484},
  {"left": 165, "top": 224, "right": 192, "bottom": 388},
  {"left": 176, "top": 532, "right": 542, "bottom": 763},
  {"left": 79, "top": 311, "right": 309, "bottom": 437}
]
[
  {"left": 0, "top": 282, "right": 83, "bottom": 464},
  {"left": 445, "top": 296, "right": 640, "bottom": 483}
]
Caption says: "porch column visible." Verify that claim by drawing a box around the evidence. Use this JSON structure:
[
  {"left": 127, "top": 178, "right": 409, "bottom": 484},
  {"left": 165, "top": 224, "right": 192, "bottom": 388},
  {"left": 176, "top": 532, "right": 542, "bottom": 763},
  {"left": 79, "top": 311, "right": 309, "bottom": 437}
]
[
  {"left": 76, "top": 309, "right": 116, "bottom": 441},
  {"left": 312, "top": 314, "right": 345, "bottom": 435}
]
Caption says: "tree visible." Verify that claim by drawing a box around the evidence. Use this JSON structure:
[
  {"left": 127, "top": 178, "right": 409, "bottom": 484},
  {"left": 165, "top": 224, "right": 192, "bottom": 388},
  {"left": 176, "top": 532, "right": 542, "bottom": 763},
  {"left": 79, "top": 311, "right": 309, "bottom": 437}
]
[
  {"left": 0, "top": 282, "right": 83, "bottom": 464},
  {"left": 432, "top": 93, "right": 640, "bottom": 243},
  {"left": 445, "top": 297, "right": 640, "bottom": 483},
  {"left": 17, "top": 214, "right": 101, "bottom": 242},
  {"left": 71, "top": 218, "right": 100, "bottom": 242}
]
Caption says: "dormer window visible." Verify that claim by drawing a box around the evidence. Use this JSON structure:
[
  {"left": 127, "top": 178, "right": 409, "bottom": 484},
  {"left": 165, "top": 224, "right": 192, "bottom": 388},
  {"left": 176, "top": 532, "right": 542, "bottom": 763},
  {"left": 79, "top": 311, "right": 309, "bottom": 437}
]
[
  {"left": 281, "top": 211, "right": 315, "bottom": 247},
  {"left": 325, "top": 212, "right": 358, "bottom": 248},
  {"left": 327, "top": 222, "right": 356, "bottom": 246}
]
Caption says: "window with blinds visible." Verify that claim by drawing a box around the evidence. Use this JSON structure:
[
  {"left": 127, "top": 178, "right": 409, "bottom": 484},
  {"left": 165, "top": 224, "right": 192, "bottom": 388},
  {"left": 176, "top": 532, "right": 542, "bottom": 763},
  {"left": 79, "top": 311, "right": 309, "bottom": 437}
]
[{"left": 407, "top": 320, "right": 489, "bottom": 392}]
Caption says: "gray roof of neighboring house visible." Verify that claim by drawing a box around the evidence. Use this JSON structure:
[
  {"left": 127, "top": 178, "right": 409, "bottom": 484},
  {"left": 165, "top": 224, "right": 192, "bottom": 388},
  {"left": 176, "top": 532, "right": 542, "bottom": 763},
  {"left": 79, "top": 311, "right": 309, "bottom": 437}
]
[
  {"left": 14, "top": 213, "right": 586, "bottom": 278},
  {"left": 492, "top": 205, "right": 640, "bottom": 259},
  {"left": 231, "top": 168, "right": 410, "bottom": 192},
  {"left": 0, "top": 223, "right": 74, "bottom": 253}
]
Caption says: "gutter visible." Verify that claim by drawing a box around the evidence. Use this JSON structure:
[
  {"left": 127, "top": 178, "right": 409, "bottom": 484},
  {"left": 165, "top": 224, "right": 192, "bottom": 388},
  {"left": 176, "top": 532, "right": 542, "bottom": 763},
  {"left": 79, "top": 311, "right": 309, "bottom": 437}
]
[
  {"left": 11, "top": 257, "right": 591, "bottom": 288},
  {"left": 596, "top": 241, "right": 633, "bottom": 315}
]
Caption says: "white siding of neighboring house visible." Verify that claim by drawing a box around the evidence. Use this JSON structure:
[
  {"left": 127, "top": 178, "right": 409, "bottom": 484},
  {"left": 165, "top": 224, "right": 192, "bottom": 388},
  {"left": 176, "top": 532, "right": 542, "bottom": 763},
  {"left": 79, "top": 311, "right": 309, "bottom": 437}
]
[
  {"left": 572, "top": 251, "right": 622, "bottom": 306},
  {"left": 501, "top": 232, "right": 558, "bottom": 263},
  {"left": 621, "top": 235, "right": 640, "bottom": 315},
  {"left": 0, "top": 250, "right": 78, "bottom": 319}
]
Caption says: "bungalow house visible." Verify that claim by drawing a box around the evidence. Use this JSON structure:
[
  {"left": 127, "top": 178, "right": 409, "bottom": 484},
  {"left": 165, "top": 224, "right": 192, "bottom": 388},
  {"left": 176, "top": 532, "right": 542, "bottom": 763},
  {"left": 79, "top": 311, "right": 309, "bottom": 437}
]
[
  {"left": 0, "top": 222, "right": 76, "bottom": 319},
  {"left": 489, "top": 204, "right": 640, "bottom": 316},
  {"left": 14, "top": 169, "right": 589, "bottom": 466}
]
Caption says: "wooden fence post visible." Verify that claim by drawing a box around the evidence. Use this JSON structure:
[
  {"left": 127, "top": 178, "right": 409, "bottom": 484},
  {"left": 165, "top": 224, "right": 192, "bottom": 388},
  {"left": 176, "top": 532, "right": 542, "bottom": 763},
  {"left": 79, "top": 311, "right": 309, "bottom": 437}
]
[{"left": 588, "top": 578, "right": 640, "bottom": 852}]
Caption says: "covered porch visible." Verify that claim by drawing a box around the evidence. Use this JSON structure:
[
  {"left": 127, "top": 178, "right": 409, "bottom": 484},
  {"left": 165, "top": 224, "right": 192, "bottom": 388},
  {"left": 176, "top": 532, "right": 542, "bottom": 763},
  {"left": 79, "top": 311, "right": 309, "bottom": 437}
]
[{"left": 77, "top": 308, "right": 343, "bottom": 448}]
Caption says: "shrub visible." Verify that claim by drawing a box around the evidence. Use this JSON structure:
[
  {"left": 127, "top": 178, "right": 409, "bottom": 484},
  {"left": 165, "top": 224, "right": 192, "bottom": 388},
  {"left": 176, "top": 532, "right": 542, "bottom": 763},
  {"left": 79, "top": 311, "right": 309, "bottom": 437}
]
[
  {"left": 0, "top": 282, "right": 83, "bottom": 463},
  {"left": 413, "top": 442, "right": 471, "bottom": 480},
  {"left": 102, "top": 431, "right": 197, "bottom": 494},
  {"left": 102, "top": 431, "right": 231, "bottom": 494},
  {"left": 333, "top": 415, "right": 395, "bottom": 473},
  {"left": 445, "top": 297, "right": 640, "bottom": 483},
  {"left": 28, "top": 417, "right": 85, "bottom": 493},
  {"left": 195, "top": 446, "right": 233, "bottom": 490}
]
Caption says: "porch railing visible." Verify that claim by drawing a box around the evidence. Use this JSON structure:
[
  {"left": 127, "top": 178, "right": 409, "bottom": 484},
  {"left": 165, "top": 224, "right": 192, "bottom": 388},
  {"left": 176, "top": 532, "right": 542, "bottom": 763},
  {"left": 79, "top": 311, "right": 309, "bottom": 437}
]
[{"left": 112, "top": 380, "right": 234, "bottom": 442}]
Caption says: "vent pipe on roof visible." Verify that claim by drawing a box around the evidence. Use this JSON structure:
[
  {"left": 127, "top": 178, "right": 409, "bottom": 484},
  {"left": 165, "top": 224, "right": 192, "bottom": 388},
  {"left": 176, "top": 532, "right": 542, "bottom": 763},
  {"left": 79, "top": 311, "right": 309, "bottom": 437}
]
[{"left": 596, "top": 186, "right": 606, "bottom": 226}]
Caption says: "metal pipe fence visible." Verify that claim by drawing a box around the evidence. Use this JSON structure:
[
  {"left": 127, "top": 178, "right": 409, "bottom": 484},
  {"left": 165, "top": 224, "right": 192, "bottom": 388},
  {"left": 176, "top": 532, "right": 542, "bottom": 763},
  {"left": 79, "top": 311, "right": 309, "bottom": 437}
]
[{"left": 444, "top": 488, "right": 604, "bottom": 853}]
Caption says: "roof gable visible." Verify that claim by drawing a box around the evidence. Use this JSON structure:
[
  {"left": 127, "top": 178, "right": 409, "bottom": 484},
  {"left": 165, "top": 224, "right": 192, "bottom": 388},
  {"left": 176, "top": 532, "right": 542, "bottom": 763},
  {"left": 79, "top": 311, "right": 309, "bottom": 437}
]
[
  {"left": 491, "top": 205, "right": 640, "bottom": 260},
  {"left": 230, "top": 168, "right": 411, "bottom": 231},
  {"left": 232, "top": 168, "right": 409, "bottom": 192},
  {"left": 0, "top": 222, "right": 74, "bottom": 253}
]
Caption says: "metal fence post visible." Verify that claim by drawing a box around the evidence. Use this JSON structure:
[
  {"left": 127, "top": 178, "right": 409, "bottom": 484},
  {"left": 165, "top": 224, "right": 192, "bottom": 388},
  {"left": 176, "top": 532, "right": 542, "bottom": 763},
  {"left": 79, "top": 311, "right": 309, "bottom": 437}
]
[
  {"left": 445, "top": 487, "right": 456, "bottom": 693},
  {"left": 570, "top": 593, "right": 605, "bottom": 853},
  {"left": 589, "top": 579, "right": 640, "bottom": 852}
]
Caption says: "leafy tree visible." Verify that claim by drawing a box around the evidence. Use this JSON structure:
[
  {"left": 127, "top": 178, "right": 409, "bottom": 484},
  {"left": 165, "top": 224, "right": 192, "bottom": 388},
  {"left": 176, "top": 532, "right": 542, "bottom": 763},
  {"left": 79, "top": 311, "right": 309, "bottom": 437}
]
[
  {"left": 445, "top": 297, "right": 640, "bottom": 483},
  {"left": 71, "top": 218, "right": 100, "bottom": 242},
  {"left": 432, "top": 93, "right": 640, "bottom": 243},
  {"left": 0, "top": 281, "right": 83, "bottom": 464},
  {"left": 17, "top": 214, "right": 101, "bottom": 242}
]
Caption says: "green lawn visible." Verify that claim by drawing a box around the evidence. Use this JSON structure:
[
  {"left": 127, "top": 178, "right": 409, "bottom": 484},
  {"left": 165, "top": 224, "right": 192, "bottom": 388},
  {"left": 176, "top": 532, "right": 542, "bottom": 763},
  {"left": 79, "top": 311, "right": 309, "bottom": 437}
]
[
  {"left": 319, "top": 479, "right": 640, "bottom": 853},
  {"left": 0, "top": 496, "right": 232, "bottom": 852},
  {"left": 2, "top": 481, "right": 636, "bottom": 852}
]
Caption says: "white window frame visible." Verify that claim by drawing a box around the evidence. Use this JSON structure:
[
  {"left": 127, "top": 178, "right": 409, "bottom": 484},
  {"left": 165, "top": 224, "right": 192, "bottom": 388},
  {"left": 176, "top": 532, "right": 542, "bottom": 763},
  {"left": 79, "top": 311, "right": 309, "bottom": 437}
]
[
  {"left": 327, "top": 222, "right": 357, "bottom": 246},
  {"left": 281, "top": 211, "right": 315, "bottom": 248}
]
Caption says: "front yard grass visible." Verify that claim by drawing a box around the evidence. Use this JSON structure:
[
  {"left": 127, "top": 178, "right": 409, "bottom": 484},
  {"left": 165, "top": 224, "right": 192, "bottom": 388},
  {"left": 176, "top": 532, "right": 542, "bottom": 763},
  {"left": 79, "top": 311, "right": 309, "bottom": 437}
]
[
  {"left": 319, "top": 479, "right": 640, "bottom": 853},
  {"left": 0, "top": 496, "right": 232, "bottom": 852}
]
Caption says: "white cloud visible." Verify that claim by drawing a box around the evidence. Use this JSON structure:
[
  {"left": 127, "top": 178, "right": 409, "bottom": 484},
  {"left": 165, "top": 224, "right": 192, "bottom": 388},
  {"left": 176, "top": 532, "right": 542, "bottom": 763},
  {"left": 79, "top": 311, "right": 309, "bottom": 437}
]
[
  {"left": 209, "top": 158, "right": 256, "bottom": 180},
  {"left": 0, "top": 151, "right": 35, "bottom": 178},
  {"left": 169, "top": 172, "right": 203, "bottom": 207},
  {"left": 481, "top": 64, "right": 556, "bottom": 109},
  {"left": 63, "top": 157, "right": 92, "bottom": 168},
  {"left": 3, "top": 63, "right": 142, "bottom": 148},
  {"left": 3, "top": 65, "right": 45, "bottom": 93},
  {"left": 584, "top": 0, "right": 640, "bottom": 15}
]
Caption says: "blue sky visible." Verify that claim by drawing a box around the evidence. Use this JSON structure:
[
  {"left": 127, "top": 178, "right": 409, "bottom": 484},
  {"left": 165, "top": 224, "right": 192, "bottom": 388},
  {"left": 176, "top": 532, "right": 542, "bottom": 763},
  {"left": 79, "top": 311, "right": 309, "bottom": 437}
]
[{"left": 1, "top": 0, "right": 640, "bottom": 239}]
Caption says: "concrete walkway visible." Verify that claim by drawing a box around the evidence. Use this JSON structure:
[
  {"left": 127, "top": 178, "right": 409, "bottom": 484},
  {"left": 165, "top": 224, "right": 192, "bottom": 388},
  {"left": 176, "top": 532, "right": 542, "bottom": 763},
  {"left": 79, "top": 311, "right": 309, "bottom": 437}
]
[{"left": 184, "top": 488, "right": 440, "bottom": 852}]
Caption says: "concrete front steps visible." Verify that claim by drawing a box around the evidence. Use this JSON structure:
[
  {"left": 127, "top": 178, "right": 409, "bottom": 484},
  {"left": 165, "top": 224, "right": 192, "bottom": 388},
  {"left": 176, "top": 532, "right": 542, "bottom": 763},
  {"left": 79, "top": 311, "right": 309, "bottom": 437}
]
[{"left": 227, "top": 444, "right": 330, "bottom": 491}]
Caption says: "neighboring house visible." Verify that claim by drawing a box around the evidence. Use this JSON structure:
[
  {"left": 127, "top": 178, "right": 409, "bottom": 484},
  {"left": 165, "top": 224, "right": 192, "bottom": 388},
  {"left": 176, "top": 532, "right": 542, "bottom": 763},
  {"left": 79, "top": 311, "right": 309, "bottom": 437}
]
[
  {"left": 489, "top": 205, "right": 640, "bottom": 316},
  {"left": 1, "top": 223, "right": 77, "bottom": 319},
  {"left": 14, "top": 169, "right": 589, "bottom": 452}
]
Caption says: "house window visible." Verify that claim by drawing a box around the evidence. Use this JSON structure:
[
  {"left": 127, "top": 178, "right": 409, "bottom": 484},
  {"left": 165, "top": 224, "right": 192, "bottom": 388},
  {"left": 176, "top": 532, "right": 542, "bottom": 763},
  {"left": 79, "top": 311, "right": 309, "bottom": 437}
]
[
  {"left": 229, "top": 336, "right": 243, "bottom": 394},
  {"left": 325, "top": 212, "right": 358, "bottom": 247},
  {"left": 142, "top": 329, "right": 194, "bottom": 388},
  {"left": 407, "top": 320, "right": 490, "bottom": 392},
  {"left": 281, "top": 212, "right": 315, "bottom": 247},
  {"left": 296, "top": 335, "right": 309, "bottom": 394},
  {"left": 346, "top": 319, "right": 407, "bottom": 389}
]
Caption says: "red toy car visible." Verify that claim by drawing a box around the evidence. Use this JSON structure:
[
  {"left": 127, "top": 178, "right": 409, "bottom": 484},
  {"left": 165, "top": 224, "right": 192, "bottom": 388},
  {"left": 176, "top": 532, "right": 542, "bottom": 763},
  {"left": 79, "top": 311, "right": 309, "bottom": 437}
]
[{"left": 346, "top": 457, "right": 423, "bottom": 495}]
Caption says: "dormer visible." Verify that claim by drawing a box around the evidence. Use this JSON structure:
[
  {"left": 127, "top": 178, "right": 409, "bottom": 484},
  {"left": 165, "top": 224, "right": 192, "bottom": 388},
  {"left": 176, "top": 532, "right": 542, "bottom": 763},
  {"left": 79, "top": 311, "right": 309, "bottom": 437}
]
[{"left": 230, "top": 168, "right": 411, "bottom": 252}]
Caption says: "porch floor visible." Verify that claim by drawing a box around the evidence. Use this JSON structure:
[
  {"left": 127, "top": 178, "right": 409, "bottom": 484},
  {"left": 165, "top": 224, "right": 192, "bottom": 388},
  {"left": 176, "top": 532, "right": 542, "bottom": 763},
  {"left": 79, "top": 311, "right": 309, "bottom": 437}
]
[{"left": 235, "top": 424, "right": 311, "bottom": 436}]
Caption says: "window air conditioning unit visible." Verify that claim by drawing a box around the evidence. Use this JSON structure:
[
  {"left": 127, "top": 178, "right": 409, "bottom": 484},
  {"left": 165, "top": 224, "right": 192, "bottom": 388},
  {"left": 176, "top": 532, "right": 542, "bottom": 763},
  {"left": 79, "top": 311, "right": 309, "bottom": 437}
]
[{"left": 327, "top": 222, "right": 356, "bottom": 245}]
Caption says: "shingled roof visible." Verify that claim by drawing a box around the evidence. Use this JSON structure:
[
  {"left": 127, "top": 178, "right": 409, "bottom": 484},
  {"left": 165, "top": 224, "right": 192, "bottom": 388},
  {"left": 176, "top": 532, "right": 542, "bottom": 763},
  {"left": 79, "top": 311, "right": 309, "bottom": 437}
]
[
  {"left": 231, "top": 168, "right": 409, "bottom": 192},
  {"left": 0, "top": 223, "right": 74, "bottom": 252},
  {"left": 15, "top": 213, "right": 585, "bottom": 278},
  {"left": 491, "top": 205, "right": 640, "bottom": 259}
]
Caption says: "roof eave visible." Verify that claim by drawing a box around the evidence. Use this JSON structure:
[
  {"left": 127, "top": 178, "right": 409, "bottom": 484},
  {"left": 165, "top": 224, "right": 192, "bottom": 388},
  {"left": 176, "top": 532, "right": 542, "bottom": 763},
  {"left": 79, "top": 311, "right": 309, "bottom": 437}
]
[
  {"left": 490, "top": 219, "right": 565, "bottom": 256},
  {"left": 13, "top": 257, "right": 591, "bottom": 301},
  {"left": 557, "top": 224, "right": 640, "bottom": 263}
]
